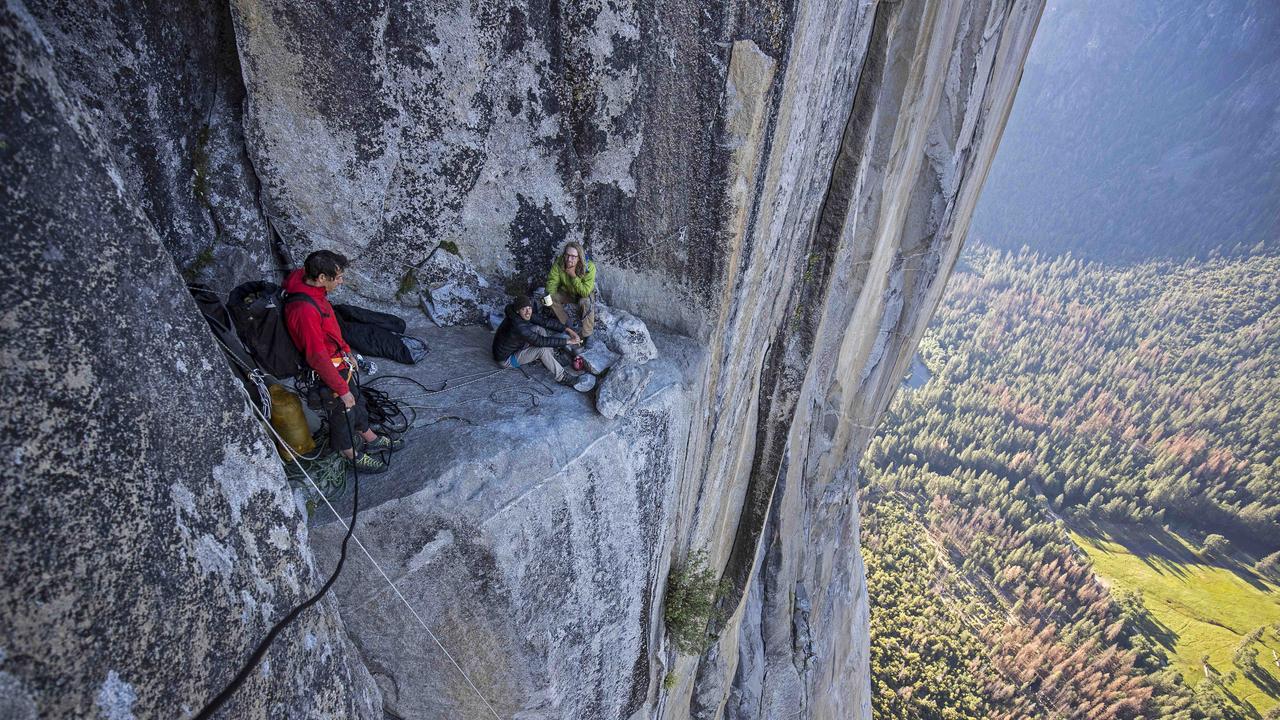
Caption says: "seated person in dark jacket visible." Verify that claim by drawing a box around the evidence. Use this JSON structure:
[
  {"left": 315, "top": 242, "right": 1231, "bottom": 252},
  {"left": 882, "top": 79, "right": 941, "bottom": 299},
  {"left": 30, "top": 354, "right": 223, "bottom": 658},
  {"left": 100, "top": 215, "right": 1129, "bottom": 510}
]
[{"left": 492, "top": 296, "right": 581, "bottom": 383}]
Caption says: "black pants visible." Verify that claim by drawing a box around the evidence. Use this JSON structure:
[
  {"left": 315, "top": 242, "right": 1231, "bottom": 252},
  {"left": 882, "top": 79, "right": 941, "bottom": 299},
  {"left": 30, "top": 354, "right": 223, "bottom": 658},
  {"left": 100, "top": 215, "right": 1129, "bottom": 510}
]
[{"left": 318, "top": 381, "right": 370, "bottom": 454}]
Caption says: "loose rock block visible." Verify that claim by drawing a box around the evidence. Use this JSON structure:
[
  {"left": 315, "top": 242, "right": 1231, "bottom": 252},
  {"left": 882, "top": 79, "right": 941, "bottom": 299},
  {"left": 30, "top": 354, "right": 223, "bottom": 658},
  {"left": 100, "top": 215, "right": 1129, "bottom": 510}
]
[{"left": 595, "top": 360, "right": 653, "bottom": 418}]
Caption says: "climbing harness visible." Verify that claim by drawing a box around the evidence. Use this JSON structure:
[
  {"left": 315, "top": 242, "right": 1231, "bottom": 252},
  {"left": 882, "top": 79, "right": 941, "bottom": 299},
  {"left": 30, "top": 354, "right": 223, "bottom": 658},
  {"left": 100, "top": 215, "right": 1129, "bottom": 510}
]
[{"left": 293, "top": 367, "right": 413, "bottom": 447}]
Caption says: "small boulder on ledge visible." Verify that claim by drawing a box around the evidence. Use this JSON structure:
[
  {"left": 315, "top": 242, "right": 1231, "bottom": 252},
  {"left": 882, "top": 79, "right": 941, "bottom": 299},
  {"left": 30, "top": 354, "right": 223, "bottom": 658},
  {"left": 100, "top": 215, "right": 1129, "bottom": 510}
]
[
  {"left": 413, "top": 245, "right": 504, "bottom": 326},
  {"left": 578, "top": 342, "right": 621, "bottom": 374},
  {"left": 595, "top": 360, "right": 652, "bottom": 418},
  {"left": 596, "top": 303, "right": 658, "bottom": 364}
]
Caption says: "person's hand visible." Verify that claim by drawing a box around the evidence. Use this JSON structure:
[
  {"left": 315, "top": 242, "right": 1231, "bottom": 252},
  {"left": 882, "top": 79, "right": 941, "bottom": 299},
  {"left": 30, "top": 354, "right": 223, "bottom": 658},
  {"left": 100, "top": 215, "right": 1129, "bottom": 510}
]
[
  {"left": 340, "top": 392, "right": 356, "bottom": 409},
  {"left": 566, "top": 329, "right": 581, "bottom": 344},
  {"left": 565, "top": 262, "right": 577, "bottom": 278}
]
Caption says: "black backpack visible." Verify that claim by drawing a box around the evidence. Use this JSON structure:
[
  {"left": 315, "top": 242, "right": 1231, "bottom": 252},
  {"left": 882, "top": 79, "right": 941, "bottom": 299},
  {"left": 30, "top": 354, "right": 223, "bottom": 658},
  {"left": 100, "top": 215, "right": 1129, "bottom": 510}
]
[
  {"left": 227, "top": 281, "right": 320, "bottom": 379},
  {"left": 189, "top": 284, "right": 274, "bottom": 410}
]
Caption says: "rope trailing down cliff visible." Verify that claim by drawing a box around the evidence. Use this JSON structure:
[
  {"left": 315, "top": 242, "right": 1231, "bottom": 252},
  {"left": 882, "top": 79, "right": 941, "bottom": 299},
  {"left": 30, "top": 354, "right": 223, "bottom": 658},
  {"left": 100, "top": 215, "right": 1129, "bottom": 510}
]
[
  {"left": 193, "top": 406, "right": 366, "bottom": 720},
  {"left": 196, "top": 385, "right": 505, "bottom": 720}
]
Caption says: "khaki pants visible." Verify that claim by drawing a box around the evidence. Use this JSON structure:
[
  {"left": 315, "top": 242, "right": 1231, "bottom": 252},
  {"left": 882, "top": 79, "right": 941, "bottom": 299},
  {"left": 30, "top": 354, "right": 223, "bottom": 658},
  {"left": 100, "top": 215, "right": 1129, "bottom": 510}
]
[
  {"left": 550, "top": 291, "right": 594, "bottom": 337},
  {"left": 501, "top": 326, "right": 565, "bottom": 381}
]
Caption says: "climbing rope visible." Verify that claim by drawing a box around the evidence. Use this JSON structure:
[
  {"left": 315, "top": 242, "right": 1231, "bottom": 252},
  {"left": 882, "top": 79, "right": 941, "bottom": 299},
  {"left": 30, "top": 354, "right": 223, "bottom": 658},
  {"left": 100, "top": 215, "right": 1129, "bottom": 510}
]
[
  {"left": 486, "top": 377, "right": 555, "bottom": 409},
  {"left": 192, "top": 314, "right": 562, "bottom": 717},
  {"left": 374, "top": 368, "right": 506, "bottom": 400},
  {"left": 294, "top": 369, "right": 414, "bottom": 461},
  {"left": 194, "top": 401, "right": 365, "bottom": 720},
  {"left": 285, "top": 448, "right": 347, "bottom": 498},
  {"left": 366, "top": 369, "right": 555, "bottom": 416},
  {"left": 236, "top": 386, "right": 505, "bottom": 720},
  {"left": 197, "top": 313, "right": 276, "bottom": 418}
]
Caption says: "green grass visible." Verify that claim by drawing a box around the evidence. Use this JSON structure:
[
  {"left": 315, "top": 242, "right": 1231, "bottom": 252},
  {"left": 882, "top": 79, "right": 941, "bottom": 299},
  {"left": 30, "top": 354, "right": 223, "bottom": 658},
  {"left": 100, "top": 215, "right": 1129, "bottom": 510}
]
[{"left": 1071, "top": 522, "right": 1280, "bottom": 715}]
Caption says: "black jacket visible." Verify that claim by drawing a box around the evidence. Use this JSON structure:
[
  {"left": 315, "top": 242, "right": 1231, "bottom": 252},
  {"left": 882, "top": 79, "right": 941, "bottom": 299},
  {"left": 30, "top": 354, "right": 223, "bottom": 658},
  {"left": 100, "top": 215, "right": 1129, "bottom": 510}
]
[
  {"left": 332, "top": 303, "right": 415, "bottom": 364},
  {"left": 491, "top": 303, "right": 567, "bottom": 361}
]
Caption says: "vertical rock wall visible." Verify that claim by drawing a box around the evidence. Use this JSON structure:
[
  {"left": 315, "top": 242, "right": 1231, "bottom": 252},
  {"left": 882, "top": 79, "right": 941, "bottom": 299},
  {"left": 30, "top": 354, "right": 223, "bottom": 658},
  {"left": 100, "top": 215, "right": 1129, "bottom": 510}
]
[
  {"left": 227, "top": 0, "right": 1041, "bottom": 716},
  {"left": 225, "top": 0, "right": 800, "bottom": 335},
  {"left": 19, "top": 0, "right": 275, "bottom": 290},
  {"left": 676, "top": 2, "right": 1046, "bottom": 717},
  {"left": 0, "top": 2, "right": 379, "bottom": 717}
]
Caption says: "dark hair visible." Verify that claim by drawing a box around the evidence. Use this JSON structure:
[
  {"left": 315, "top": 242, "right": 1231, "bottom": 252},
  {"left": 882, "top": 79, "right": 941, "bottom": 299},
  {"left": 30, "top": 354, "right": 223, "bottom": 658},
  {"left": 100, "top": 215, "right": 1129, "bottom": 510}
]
[
  {"left": 513, "top": 295, "right": 533, "bottom": 311},
  {"left": 303, "top": 250, "right": 349, "bottom": 281}
]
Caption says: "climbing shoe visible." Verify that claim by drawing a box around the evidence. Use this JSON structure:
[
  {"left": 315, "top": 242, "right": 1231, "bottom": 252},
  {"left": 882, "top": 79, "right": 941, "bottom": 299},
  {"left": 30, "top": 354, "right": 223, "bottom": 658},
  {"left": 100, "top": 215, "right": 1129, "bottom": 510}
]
[
  {"left": 557, "top": 371, "right": 596, "bottom": 392},
  {"left": 348, "top": 452, "right": 389, "bottom": 475},
  {"left": 557, "top": 366, "right": 584, "bottom": 383},
  {"left": 367, "top": 434, "right": 404, "bottom": 453}
]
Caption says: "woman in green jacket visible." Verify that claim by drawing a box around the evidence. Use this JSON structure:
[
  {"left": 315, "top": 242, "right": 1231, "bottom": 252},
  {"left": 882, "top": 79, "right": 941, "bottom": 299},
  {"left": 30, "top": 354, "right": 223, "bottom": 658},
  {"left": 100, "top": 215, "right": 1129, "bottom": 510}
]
[{"left": 545, "top": 241, "right": 596, "bottom": 338}]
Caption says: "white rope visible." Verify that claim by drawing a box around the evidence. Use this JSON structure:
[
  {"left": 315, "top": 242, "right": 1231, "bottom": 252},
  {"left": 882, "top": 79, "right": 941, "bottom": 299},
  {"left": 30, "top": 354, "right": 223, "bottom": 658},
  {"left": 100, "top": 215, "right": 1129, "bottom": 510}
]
[{"left": 239, "top": 386, "right": 505, "bottom": 720}]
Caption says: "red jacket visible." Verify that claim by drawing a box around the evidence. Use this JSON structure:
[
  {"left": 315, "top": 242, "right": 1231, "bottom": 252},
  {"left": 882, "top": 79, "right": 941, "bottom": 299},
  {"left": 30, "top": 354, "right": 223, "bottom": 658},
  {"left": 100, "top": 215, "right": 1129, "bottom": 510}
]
[{"left": 283, "top": 269, "right": 351, "bottom": 395}]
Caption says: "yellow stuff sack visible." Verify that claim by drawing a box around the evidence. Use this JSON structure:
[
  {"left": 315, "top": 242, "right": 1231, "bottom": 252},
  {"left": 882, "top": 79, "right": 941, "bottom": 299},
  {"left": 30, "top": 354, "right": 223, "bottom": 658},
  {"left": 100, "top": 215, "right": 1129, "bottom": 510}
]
[{"left": 268, "top": 384, "right": 316, "bottom": 459}]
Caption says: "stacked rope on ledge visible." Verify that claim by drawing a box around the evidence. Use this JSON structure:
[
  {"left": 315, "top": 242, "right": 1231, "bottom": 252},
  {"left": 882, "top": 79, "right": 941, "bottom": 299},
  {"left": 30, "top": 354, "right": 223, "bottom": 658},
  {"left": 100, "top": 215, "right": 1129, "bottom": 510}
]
[{"left": 283, "top": 445, "right": 347, "bottom": 499}]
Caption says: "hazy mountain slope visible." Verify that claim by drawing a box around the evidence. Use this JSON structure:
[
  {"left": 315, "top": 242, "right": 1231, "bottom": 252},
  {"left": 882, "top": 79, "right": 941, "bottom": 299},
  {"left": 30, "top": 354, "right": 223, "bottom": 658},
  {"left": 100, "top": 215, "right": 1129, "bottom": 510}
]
[{"left": 971, "top": 0, "right": 1280, "bottom": 262}]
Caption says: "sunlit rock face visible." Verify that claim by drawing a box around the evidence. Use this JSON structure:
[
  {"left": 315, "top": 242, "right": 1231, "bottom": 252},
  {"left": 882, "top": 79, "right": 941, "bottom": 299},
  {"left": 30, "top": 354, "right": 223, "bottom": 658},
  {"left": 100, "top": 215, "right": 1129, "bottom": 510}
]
[{"left": 1, "top": 0, "right": 1041, "bottom": 717}]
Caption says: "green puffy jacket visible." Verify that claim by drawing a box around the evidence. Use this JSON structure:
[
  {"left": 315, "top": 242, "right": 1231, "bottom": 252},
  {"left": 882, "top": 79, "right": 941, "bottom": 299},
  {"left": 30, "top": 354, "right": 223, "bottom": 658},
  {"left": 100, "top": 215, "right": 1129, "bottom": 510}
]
[{"left": 546, "top": 258, "right": 596, "bottom": 299}]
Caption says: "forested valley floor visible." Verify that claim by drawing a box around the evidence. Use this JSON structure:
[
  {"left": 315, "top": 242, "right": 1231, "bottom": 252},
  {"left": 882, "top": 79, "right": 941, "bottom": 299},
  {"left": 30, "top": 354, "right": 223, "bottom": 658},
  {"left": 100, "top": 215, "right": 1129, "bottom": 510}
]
[{"left": 861, "top": 246, "right": 1280, "bottom": 719}]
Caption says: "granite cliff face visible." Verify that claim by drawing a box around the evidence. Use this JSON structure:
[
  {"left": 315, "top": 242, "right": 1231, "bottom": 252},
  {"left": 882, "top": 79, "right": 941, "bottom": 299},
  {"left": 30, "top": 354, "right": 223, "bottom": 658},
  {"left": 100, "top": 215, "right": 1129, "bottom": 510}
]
[
  {"left": 1, "top": 0, "right": 1041, "bottom": 718},
  {"left": 0, "top": 4, "right": 379, "bottom": 717}
]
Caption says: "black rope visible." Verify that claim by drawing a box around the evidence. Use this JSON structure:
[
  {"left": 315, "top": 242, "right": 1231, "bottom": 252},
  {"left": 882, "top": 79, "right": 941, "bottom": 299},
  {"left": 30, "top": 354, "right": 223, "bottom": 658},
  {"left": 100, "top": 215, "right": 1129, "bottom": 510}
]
[
  {"left": 291, "top": 370, "right": 412, "bottom": 473},
  {"left": 193, "top": 408, "right": 363, "bottom": 720},
  {"left": 362, "top": 384, "right": 413, "bottom": 436},
  {"left": 365, "top": 372, "right": 447, "bottom": 395},
  {"left": 192, "top": 360, "right": 567, "bottom": 714},
  {"left": 368, "top": 369, "right": 555, "bottom": 415},
  {"left": 364, "top": 373, "right": 448, "bottom": 433}
]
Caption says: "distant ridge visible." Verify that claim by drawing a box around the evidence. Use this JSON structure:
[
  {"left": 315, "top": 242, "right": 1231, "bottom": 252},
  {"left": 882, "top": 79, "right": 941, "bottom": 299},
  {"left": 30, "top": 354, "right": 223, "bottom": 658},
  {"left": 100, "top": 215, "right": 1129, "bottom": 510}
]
[{"left": 971, "top": 0, "right": 1280, "bottom": 263}]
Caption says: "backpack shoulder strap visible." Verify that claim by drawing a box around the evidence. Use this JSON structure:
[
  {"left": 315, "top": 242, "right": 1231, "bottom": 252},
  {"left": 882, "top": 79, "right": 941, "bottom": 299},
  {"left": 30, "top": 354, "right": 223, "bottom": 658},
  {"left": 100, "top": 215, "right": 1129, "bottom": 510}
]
[{"left": 283, "top": 292, "right": 325, "bottom": 315}]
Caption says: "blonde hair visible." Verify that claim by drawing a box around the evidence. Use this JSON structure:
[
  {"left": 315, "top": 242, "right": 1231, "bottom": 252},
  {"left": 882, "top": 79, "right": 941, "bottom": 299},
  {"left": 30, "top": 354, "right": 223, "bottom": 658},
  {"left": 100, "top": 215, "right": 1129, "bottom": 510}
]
[{"left": 561, "top": 242, "right": 586, "bottom": 274}]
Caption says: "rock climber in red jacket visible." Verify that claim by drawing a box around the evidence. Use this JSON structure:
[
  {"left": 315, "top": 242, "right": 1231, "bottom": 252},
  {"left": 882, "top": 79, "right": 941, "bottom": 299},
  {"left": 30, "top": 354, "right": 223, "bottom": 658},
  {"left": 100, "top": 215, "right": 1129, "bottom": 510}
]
[{"left": 283, "top": 250, "right": 398, "bottom": 474}]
